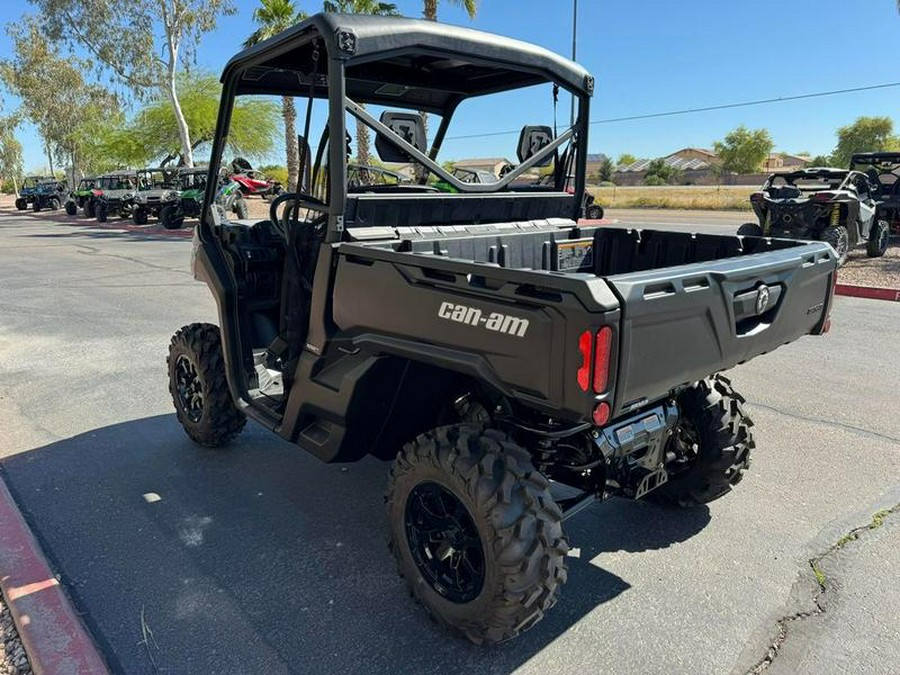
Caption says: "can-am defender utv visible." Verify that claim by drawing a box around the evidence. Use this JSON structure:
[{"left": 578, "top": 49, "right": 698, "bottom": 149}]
[
  {"left": 95, "top": 171, "right": 138, "bottom": 222},
  {"left": 159, "top": 168, "right": 249, "bottom": 229},
  {"left": 15, "top": 175, "right": 53, "bottom": 211},
  {"left": 169, "top": 13, "right": 838, "bottom": 644},
  {"left": 132, "top": 167, "right": 180, "bottom": 225},
  {"left": 850, "top": 151, "right": 900, "bottom": 236},
  {"left": 741, "top": 167, "right": 889, "bottom": 264}
]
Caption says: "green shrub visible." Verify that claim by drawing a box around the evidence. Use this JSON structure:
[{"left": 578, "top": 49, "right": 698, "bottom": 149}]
[
  {"left": 644, "top": 175, "right": 666, "bottom": 186},
  {"left": 258, "top": 164, "right": 288, "bottom": 186}
]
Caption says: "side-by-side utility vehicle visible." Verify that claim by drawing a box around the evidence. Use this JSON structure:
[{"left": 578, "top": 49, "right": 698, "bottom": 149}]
[
  {"left": 168, "top": 14, "right": 838, "bottom": 644},
  {"left": 741, "top": 167, "right": 889, "bottom": 264},
  {"left": 95, "top": 171, "right": 138, "bottom": 222},
  {"left": 132, "top": 167, "right": 180, "bottom": 224},
  {"left": 15, "top": 176, "right": 55, "bottom": 211},
  {"left": 851, "top": 152, "right": 900, "bottom": 235},
  {"left": 65, "top": 177, "right": 97, "bottom": 216}
]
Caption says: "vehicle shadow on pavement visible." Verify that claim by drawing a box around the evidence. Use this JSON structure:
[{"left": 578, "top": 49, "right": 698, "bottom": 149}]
[{"left": 1, "top": 415, "right": 709, "bottom": 675}]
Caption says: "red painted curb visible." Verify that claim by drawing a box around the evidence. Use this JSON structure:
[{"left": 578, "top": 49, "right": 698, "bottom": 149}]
[
  {"left": 0, "top": 477, "right": 108, "bottom": 674},
  {"left": 835, "top": 283, "right": 900, "bottom": 302}
]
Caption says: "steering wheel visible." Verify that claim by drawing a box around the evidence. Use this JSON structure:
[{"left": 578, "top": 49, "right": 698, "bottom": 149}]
[{"left": 268, "top": 192, "right": 327, "bottom": 243}]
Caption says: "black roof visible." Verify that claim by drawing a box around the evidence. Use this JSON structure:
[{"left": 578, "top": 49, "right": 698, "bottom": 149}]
[
  {"left": 223, "top": 13, "right": 593, "bottom": 113},
  {"left": 851, "top": 152, "right": 900, "bottom": 164},
  {"left": 770, "top": 167, "right": 849, "bottom": 179}
]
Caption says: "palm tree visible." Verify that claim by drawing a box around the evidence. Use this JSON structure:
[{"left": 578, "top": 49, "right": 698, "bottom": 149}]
[
  {"left": 418, "top": 1, "right": 477, "bottom": 178},
  {"left": 422, "top": 0, "right": 477, "bottom": 21},
  {"left": 323, "top": 0, "right": 399, "bottom": 166},
  {"left": 244, "top": 0, "right": 308, "bottom": 191}
]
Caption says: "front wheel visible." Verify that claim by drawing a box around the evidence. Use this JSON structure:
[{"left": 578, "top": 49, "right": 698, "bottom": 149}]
[
  {"left": 32, "top": 200, "right": 41, "bottom": 212},
  {"left": 737, "top": 222, "right": 763, "bottom": 237},
  {"left": 386, "top": 424, "right": 568, "bottom": 644},
  {"left": 585, "top": 204, "right": 604, "bottom": 220},
  {"left": 85, "top": 199, "right": 96, "bottom": 218},
  {"left": 65, "top": 201, "right": 77, "bottom": 216},
  {"left": 167, "top": 323, "right": 246, "bottom": 447},
  {"left": 232, "top": 197, "right": 249, "bottom": 220},
  {"left": 96, "top": 202, "right": 108, "bottom": 222},
  {"left": 866, "top": 219, "right": 890, "bottom": 258},
  {"left": 821, "top": 224, "right": 849, "bottom": 265},
  {"left": 648, "top": 374, "right": 754, "bottom": 507},
  {"left": 14, "top": 198, "right": 26, "bottom": 211},
  {"left": 133, "top": 206, "right": 148, "bottom": 225},
  {"left": 160, "top": 204, "right": 184, "bottom": 230}
]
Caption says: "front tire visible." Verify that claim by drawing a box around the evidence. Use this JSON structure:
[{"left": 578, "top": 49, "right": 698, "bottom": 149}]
[
  {"left": 15, "top": 198, "right": 26, "bottom": 210},
  {"left": 737, "top": 222, "right": 763, "bottom": 237},
  {"left": 133, "top": 206, "right": 148, "bottom": 225},
  {"left": 32, "top": 200, "right": 41, "bottom": 212},
  {"left": 96, "top": 202, "right": 108, "bottom": 222},
  {"left": 866, "top": 219, "right": 890, "bottom": 258},
  {"left": 167, "top": 323, "right": 246, "bottom": 448},
  {"left": 821, "top": 224, "right": 849, "bottom": 265},
  {"left": 649, "top": 374, "right": 754, "bottom": 507},
  {"left": 585, "top": 204, "right": 604, "bottom": 220},
  {"left": 65, "top": 201, "right": 77, "bottom": 216},
  {"left": 233, "top": 197, "right": 249, "bottom": 220},
  {"left": 386, "top": 424, "right": 568, "bottom": 644},
  {"left": 160, "top": 204, "right": 184, "bottom": 230},
  {"left": 85, "top": 199, "right": 96, "bottom": 218}
]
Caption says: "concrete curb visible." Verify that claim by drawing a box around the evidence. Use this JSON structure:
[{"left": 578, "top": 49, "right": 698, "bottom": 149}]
[
  {"left": 835, "top": 283, "right": 900, "bottom": 302},
  {"left": 0, "top": 477, "right": 108, "bottom": 674}
]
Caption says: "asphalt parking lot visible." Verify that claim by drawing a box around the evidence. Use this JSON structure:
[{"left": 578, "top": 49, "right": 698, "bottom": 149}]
[{"left": 0, "top": 207, "right": 898, "bottom": 674}]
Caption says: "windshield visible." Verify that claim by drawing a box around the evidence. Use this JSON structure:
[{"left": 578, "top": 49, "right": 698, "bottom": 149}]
[
  {"left": 180, "top": 172, "right": 207, "bottom": 190},
  {"left": 98, "top": 176, "right": 135, "bottom": 190},
  {"left": 767, "top": 173, "right": 848, "bottom": 191},
  {"left": 138, "top": 170, "right": 174, "bottom": 190},
  {"left": 78, "top": 179, "right": 95, "bottom": 189}
]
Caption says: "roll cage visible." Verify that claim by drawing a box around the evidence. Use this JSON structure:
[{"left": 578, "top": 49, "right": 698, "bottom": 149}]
[{"left": 202, "top": 12, "right": 594, "bottom": 244}]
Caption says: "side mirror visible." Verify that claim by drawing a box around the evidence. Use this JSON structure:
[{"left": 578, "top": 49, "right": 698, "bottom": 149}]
[
  {"left": 517, "top": 126, "right": 554, "bottom": 167},
  {"left": 375, "top": 112, "right": 426, "bottom": 163}
]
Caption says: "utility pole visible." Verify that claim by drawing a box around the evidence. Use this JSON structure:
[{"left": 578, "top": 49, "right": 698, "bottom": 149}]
[{"left": 570, "top": 0, "right": 578, "bottom": 127}]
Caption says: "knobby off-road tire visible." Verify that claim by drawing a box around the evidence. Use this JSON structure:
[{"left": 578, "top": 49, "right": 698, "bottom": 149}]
[
  {"left": 65, "top": 201, "right": 77, "bottom": 216},
  {"left": 585, "top": 204, "right": 603, "bottom": 220},
  {"left": 160, "top": 204, "right": 184, "bottom": 230},
  {"left": 14, "top": 198, "right": 26, "bottom": 211},
  {"left": 233, "top": 198, "right": 249, "bottom": 220},
  {"left": 386, "top": 424, "right": 569, "bottom": 644},
  {"left": 167, "top": 323, "right": 246, "bottom": 448},
  {"left": 649, "top": 374, "right": 755, "bottom": 508},
  {"left": 96, "top": 202, "right": 108, "bottom": 222},
  {"left": 866, "top": 219, "right": 890, "bottom": 258},
  {"left": 737, "top": 222, "right": 763, "bottom": 237},
  {"left": 85, "top": 199, "right": 96, "bottom": 219},
  {"left": 821, "top": 224, "right": 849, "bottom": 265},
  {"left": 133, "top": 206, "right": 149, "bottom": 225},
  {"left": 32, "top": 200, "right": 41, "bottom": 212}
]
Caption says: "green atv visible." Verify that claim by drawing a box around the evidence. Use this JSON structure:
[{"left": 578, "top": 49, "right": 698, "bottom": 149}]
[
  {"left": 159, "top": 169, "right": 248, "bottom": 230},
  {"left": 132, "top": 167, "right": 180, "bottom": 225},
  {"left": 65, "top": 177, "right": 97, "bottom": 216}
]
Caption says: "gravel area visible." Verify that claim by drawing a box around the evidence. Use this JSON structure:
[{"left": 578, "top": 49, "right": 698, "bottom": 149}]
[
  {"left": 0, "top": 598, "right": 31, "bottom": 675},
  {"left": 839, "top": 238, "right": 900, "bottom": 288}
]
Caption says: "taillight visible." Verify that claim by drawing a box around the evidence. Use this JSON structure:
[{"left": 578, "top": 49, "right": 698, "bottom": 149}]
[
  {"left": 577, "top": 330, "right": 592, "bottom": 391},
  {"left": 593, "top": 326, "right": 612, "bottom": 393},
  {"left": 592, "top": 402, "right": 611, "bottom": 426},
  {"left": 812, "top": 192, "right": 833, "bottom": 202}
]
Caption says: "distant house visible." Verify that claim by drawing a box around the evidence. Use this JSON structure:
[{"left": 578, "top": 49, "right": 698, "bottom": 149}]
[
  {"left": 586, "top": 153, "right": 610, "bottom": 180},
  {"left": 762, "top": 153, "right": 810, "bottom": 172},
  {"left": 666, "top": 147, "right": 722, "bottom": 166}
]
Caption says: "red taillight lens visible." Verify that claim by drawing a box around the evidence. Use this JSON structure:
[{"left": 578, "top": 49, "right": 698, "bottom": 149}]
[
  {"left": 577, "top": 330, "right": 592, "bottom": 391},
  {"left": 593, "top": 326, "right": 612, "bottom": 393},
  {"left": 592, "top": 402, "right": 611, "bottom": 426}
]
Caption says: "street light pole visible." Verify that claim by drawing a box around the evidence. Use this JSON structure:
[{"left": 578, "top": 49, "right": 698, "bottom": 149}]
[{"left": 570, "top": 0, "right": 578, "bottom": 127}]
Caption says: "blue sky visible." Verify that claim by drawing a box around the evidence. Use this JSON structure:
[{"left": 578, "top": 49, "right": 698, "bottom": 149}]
[{"left": 3, "top": 0, "right": 900, "bottom": 171}]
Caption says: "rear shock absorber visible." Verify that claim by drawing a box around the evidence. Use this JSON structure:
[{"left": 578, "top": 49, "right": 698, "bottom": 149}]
[{"left": 830, "top": 204, "right": 841, "bottom": 227}]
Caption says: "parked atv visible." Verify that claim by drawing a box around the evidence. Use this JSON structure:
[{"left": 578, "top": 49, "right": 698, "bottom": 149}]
[
  {"left": 64, "top": 177, "right": 97, "bottom": 216},
  {"left": 532, "top": 173, "right": 604, "bottom": 219},
  {"left": 159, "top": 169, "right": 248, "bottom": 230},
  {"left": 229, "top": 157, "right": 284, "bottom": 199},
  {"left": 95, "top": 171, "right": 138, "bottom": 222},
  {"left": 132, "top": 167, "right": 180, "bottom": 224},
  {"left": 741, "top": 167, "right": 889, "bottom": 264},
  {"left": 851, "top": 152, "right": 900, "bottom": 236},
  {"left": 31, "top": 179, "right": 68, "bottom": 212},
  {"left": 168, "top": 13, "right": 837, "bottom": 645},
  {"left": 16, "top": 176, "right": 55, "bottom": 211}
]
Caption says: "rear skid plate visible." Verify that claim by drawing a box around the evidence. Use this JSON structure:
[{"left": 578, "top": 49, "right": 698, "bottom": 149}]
[{"left": 634, "top": 467, "right": 668, "bottom": 500}]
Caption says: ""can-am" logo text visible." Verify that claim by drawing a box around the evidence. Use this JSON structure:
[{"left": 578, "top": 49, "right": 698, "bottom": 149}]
[{"left": 438, "top": 302, "right": 529, "bottom": 338}]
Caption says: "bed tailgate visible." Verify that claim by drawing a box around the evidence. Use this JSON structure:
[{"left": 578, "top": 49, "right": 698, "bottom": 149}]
[{"left": 606, "top": 241, "right": 837, "bottom": 415}]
